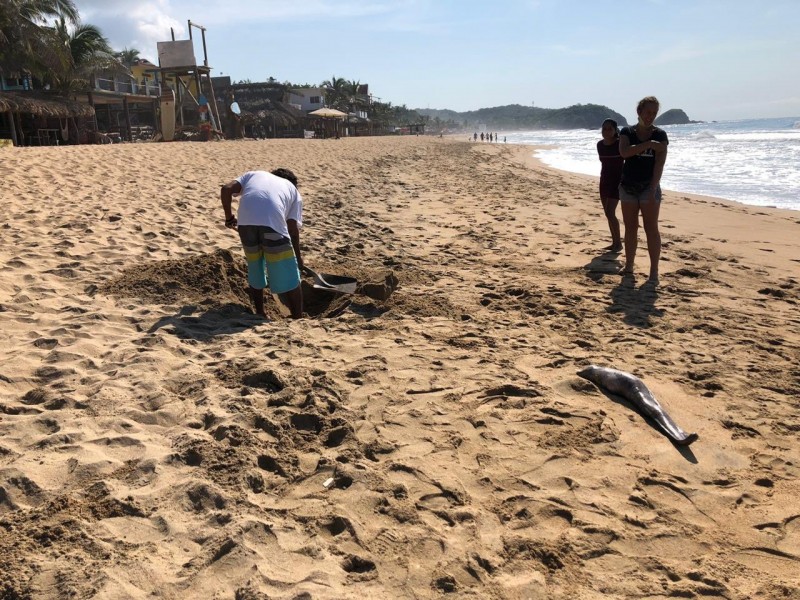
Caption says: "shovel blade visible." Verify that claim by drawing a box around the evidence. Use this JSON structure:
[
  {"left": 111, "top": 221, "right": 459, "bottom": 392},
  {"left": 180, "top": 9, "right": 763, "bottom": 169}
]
[{"left": 303, "top": 266, "right": 357, "bottom": 294}]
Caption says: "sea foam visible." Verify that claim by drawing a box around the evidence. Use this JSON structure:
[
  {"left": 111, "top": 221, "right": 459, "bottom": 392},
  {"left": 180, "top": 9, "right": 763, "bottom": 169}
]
[{"left": 505, "top": 116, "right": 800, "bottom": 211}]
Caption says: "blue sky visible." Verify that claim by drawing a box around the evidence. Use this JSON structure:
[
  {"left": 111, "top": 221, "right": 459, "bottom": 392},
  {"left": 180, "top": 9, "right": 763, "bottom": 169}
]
[{"left": 75, "top": 0, "right": 799, "bottom": 121}]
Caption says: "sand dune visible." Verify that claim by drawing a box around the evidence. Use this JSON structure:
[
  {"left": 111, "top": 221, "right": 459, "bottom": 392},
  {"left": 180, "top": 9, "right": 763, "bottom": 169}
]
[{"left": 1, "top": 137, "right": 798, "bottom": 599}]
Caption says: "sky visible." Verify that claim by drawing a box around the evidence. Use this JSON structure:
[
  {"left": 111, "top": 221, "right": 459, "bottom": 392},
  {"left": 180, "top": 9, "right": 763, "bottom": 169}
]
[{"left": 73, "top": 0, "right": 800, "bottom": 122}]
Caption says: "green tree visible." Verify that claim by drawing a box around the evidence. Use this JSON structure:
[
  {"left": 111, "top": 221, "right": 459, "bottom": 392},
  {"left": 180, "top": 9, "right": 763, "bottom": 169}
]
[
  {"left": 114, "top": 46, "right": 140, "bottom": 70},
  {"left": 346, "top": 79, "right": 369, "bottom": 114},
  {"left": 321, "top": 74, "right": 347, "bottom": 109},
  {"left": 47, "top": 17, "right": 118, "bottom": 94},
  {"left": 0, "top": 0, "right": 79, "bottom": 74}
]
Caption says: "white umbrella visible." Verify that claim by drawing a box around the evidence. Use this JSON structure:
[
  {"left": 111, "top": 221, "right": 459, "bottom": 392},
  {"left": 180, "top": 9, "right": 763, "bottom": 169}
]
[{"left": 309, "top": 107, "right": 348, "bottom": 119}]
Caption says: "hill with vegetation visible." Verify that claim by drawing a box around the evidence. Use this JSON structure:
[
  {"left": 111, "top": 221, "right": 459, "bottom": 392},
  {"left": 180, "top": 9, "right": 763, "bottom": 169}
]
[
  {"left": 655, "top": 108, "right": 701, "bottom": 126},
  {"left": 417, "top": 103, "right": 628, "bottom": 130}
]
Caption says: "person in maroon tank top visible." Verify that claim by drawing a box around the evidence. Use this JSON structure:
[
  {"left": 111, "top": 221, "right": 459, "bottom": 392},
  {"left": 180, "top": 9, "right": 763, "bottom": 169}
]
[{"left": 597, "top": 118, "right": 624, "bottom": 252}]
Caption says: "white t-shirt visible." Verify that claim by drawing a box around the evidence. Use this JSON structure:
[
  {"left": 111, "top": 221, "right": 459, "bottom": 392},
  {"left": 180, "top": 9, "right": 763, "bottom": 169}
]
[{"left": 235, "top": 171, "right": 303, "bottom": 237}]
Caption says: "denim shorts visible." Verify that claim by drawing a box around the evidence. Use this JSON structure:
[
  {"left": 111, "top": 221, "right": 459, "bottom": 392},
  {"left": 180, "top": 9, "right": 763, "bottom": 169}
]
[{"left": 619, "top": 183, "right": 662, "bottom": 205}]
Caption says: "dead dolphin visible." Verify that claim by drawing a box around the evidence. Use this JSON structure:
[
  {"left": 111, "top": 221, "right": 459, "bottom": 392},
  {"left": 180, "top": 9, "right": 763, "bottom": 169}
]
[{"left": 577, "top": 365, "right": 698, "bottom": 446}]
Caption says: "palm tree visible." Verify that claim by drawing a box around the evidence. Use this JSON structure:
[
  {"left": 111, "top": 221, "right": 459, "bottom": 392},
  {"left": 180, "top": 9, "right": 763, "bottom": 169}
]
[
  {"left": 47, "top": 17, "right": 118, "bottom": 94},
  {"left": 346, "top": 79, "right": 368, "bottom": 115},
  {"left": 114, "top": 47, "right": 140, "bottom": 70},
  {"left": 321, "top": 74, "right": 347, "bottom": 110},
  {"left": 0, "top": 0, "right": 79, "bottom": 75}
]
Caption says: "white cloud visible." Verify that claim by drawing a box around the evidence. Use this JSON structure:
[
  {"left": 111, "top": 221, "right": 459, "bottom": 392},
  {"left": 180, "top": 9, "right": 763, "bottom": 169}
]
[
  {"left": 76, "top": 0, "right": 184, "bottom": 58},
  {"left": 75, "top": 0, "right": 423, "bottom": 57}
]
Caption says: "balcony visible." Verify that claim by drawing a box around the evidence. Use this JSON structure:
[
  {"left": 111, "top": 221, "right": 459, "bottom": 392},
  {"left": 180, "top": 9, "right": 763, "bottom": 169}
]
[{"left": 94, "top": 77, "right": 161, "bottom": 97}]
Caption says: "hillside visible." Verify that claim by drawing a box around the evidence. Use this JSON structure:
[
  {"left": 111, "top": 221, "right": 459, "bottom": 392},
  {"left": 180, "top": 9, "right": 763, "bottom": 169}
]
[
  {"left": 655, "top": 108, "right": 701, "bottom": 126},
  {"left": 417, "top": 103, "right": 628, "bottom": 130}
]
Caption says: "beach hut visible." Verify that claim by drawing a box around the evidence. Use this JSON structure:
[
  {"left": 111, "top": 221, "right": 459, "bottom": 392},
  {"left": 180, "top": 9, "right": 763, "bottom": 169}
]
[
  {"left": 308, "top": 107, "right": 347, "bottom": 139},
  {"left": 214, "top": 82, "right": 310, "bottom": 138},
  {"left": 0, "top": 90, "right": 96, "bottom": 146}
]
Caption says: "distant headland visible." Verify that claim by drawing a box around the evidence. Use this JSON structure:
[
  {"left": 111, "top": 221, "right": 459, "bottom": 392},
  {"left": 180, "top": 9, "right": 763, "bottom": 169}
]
[
  {"left": 654, "top": 108, "right": 703, "bottom": 126},
  {"left": 416, "top": 104, "right": 699, "bottom": 130}
]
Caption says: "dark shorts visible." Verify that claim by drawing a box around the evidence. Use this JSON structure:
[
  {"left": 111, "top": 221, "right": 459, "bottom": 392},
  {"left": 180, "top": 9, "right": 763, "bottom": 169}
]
[
  {"left": 237, "top": 225, "right": 300, "bottom": 294},
  {"left": 600, "top": 176, "right": 621, "bottom": 200},
  {"left": 600, "top": 183, "right": 620, "bottom": 200},
  {"left": 619, "top": 183, "right": 662, "bottom": 205}
]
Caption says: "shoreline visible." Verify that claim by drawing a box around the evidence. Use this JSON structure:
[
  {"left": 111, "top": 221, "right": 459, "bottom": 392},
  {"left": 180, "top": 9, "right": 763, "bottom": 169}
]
[
  {"left": 479, "top": 135, "right": 796, "bottom": 212},
  {"left": 492, "top": 140, "right": 800, "bottom": 272},
  {"left": 510, "top": 141, "right": 800, "bottom": 215},
  {"left": 1, "top": 136, "right": 798, "bottom": 599},
  {"left": 449, "top": 119, "right": 800, "bottom": 213}
]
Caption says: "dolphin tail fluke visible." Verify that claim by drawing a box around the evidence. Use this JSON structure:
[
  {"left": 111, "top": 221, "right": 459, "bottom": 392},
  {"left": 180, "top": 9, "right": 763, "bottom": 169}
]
[{"left": 672, "top": 431, "right": 699, "bottom": 446}]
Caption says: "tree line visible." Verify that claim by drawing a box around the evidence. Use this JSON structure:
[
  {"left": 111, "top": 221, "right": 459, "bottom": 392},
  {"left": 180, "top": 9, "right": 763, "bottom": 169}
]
[{"left": 233, "top": 74, "right": 428, "bottom": 128}]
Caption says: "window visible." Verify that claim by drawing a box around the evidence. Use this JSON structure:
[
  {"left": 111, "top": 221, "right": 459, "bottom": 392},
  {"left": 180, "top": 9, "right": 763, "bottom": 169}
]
[{"left": 310, "top": 96, "right": 321, "bottom": 104}]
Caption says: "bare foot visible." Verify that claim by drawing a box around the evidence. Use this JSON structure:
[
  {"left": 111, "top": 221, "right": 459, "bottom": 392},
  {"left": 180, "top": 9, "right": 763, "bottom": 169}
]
[
  {"left": 619, "top": 265, "right": 634, "bottom": 275},
  {"left": 610, "top": 242, "right": 623, "bottom": 253}
]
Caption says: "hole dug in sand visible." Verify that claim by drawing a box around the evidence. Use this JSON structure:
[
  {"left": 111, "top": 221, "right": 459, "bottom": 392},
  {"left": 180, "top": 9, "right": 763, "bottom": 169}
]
[{"left": 103, "top": 249, "right": 403, "bottom": 320}]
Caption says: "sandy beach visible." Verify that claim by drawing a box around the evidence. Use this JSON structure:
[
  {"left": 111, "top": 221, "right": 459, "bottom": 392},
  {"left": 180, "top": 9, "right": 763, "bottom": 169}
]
[{"left": 1, "top": 136, "right": 798, "bottom": 599}]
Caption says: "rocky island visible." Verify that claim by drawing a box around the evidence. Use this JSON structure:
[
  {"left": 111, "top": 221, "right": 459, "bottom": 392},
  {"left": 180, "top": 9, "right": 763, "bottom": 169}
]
[{"left": 654, "top": 108, "right": 702, "bottom": 125}]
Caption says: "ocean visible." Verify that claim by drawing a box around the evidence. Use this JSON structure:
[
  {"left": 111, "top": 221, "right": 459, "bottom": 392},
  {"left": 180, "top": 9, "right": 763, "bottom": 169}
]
[{"left": 503, "top": 117, "right": 800, "bottom": 211}]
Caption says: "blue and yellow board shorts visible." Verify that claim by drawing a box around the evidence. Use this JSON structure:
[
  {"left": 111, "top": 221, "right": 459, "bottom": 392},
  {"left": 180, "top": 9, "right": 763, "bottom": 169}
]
[{"left": 237, "top": 225, "right": 300, "bottom": 294}]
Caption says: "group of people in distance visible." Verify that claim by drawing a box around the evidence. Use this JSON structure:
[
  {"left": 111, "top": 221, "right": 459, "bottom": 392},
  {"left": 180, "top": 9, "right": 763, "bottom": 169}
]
[
  {"left": 597, "top": 95, "right": 668, "bottom": 282},
  {"left": 218, "top": 95, "right": 668, "bottom": 323},
  {"left": 474, "top": 132, "right": 501, "bottom": 142}
]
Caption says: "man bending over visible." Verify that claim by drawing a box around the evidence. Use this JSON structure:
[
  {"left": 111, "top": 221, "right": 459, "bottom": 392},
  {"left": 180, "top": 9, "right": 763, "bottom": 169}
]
[{"left": 220, "top": 168, "right": 304, "bottom": 319}]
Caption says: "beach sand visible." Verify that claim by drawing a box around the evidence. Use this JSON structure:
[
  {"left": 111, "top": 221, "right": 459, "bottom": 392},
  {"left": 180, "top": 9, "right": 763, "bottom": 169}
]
[{"left": 1, "top": 137, "right": 798, "bottom": 599}]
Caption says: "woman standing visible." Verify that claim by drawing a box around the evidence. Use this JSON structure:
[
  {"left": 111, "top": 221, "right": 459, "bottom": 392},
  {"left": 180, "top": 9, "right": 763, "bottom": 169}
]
[
  {"left": 618, "top": 96, "right": 668, "bottom": 282},
  {"left": 597, "top": 118, "right": 624, "bottom": 252}
]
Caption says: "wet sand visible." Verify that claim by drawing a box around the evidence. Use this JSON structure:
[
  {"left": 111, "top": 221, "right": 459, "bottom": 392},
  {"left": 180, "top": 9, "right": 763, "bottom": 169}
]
[{"left": 1, "top": 137, "right": 798, "bottom": 599}]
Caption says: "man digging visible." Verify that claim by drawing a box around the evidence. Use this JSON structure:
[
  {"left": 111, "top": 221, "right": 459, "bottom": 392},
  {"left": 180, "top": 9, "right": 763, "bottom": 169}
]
[{"left": 220, "top": 168, "right": 304, "bottom": 319}]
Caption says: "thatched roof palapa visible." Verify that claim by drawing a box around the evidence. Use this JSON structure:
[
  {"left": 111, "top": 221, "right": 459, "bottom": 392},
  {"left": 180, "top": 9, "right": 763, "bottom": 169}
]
[
  {"left": 0, "top": 91, "right": 95, "bottom": 118},
  {"left": 217, "top": 82, "right": 309, "bottom": 128},
  {"left": 235, "top": 98, "right": 305, "bottom": 128},
  {"left": 256, "top": 109, "right": 295, "bottom": 128}
]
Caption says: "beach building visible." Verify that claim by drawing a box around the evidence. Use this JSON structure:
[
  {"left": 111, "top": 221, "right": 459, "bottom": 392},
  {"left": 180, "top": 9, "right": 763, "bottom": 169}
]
[
  {"left": 213, "top": 81, "right": 309, "bottom": 138},
  {"left": 287, "top": 87, "right": 326, "bottom": 113},
  {"left": 0, "top": 70, "right": 98, "bottom": 146},
  {"left": 72, "top": 58, "right": 161, "bottom": 142},
  {"left": 0, "top": 71, "right": 32, "bottom": 92},
  {"left": 0, "top": 88, "right": 95, "bottom": 146},
  {"left": 344, "top": 83, "right": 371, "bottom": 136}
]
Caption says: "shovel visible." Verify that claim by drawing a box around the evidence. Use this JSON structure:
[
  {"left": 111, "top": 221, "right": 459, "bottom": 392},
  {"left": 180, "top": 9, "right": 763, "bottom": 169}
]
[{"left": 302, "top": 265, "right": 357, "bottom": 294}]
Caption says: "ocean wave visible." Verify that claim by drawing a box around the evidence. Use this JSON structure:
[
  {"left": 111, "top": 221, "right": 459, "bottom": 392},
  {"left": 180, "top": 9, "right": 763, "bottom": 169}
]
[
  {"left": 508, "top": 118, "right": 800, "bottom": 211},
  {"left": 794, "top": 121, "right": 800, "bottom": 129}
]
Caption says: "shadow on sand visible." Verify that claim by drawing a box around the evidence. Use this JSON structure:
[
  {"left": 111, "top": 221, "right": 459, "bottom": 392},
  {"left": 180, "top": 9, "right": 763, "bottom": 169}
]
[
  {"left": 148, "top": 302, "right": 264, "bottom": 341},
  {"left": 584, "top": 250, "right": 623, "bottom": 283},
  {"left": 608, "top": 274, "right": 664, "bottom": 328},
  {"left": 584, "top": 251, "right": 665, "bottom": 328}
]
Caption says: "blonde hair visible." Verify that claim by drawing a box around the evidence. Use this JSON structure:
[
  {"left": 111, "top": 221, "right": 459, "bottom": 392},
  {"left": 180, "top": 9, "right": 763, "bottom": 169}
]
[{"left": 637, "top": 96, "right": 660, "bottom": 114}]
